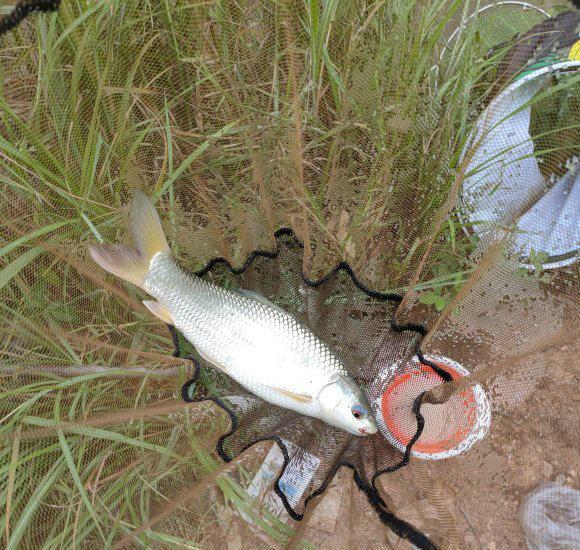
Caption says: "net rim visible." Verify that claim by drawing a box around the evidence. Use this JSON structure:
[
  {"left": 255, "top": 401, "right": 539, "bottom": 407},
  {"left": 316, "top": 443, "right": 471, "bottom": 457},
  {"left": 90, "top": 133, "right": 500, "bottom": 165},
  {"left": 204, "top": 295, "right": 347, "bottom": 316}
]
[
  {"left": 441, "top": 1, "right": 551, "bottom": 61},
  {"left": 458, "top": 60, "right": 580, "bottom": 271}
]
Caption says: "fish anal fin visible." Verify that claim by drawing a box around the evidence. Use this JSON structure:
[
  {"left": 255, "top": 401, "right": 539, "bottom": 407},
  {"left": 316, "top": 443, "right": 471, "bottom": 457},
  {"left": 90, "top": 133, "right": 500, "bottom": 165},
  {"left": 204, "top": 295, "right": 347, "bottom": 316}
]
[
  {"left": 267, "top": 385, "right": 313, "bottom": 403},
  {"left": 143, "top": 300, "right": 173, "bottom": 324}
]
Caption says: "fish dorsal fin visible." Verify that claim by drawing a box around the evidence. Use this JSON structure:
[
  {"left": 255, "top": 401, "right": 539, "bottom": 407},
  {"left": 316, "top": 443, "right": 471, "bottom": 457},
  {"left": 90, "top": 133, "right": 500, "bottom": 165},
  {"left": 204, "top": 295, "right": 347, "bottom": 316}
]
[
  {"left": 142, "top": 300, "right": 173, "bottom": 324},
  {"left": 266, "top": 385, "right": 313, "bottom": 403},
  {"left": 235, "top": 288, "right": 288, "bottom": 315}
]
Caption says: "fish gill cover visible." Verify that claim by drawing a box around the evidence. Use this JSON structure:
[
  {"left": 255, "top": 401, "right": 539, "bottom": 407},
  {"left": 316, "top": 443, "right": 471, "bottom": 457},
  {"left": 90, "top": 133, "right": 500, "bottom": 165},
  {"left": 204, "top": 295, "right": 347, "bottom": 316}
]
[{"left": 0, "top": 1, "right": 578, "bottom": 549}]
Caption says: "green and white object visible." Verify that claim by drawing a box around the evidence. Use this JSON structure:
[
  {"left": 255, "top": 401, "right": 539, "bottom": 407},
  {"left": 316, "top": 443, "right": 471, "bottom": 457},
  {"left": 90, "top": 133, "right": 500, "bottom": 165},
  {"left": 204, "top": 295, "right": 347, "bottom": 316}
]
[{"left": 460, "top": 61, "right": 579, "bottom": 270}]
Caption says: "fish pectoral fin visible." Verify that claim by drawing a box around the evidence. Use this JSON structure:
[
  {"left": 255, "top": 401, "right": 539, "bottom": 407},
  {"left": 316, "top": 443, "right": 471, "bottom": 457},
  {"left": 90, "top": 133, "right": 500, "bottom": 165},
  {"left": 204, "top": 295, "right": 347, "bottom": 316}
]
[
  {"left": 266, "top": 385, "right": 313, "bottom": 403},
  {"left": 234, "top": 288, "right": 288, "bottom": 316},
  {"left": 142, "top": 300, "right": 173, "bottom": 324}
]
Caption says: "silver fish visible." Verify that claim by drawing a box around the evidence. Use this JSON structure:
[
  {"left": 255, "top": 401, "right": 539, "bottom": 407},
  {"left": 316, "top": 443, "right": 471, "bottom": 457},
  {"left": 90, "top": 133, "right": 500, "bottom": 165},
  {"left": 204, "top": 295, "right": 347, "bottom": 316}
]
[{"left": 89, "top": 192, "right": 378, "bottom": 436}]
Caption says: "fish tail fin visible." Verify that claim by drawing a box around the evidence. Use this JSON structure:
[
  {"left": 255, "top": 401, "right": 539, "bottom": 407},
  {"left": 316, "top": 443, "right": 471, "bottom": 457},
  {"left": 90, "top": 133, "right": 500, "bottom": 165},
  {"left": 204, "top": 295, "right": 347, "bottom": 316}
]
[
  {"left": 129, "top": 190, "right": 170, "bottom": 262},
  {"left": 88, "top": 244, "right": 149, "bottom": 288},
  {"left": 88, "top": 191, "right": 170, "bottom": 289}
]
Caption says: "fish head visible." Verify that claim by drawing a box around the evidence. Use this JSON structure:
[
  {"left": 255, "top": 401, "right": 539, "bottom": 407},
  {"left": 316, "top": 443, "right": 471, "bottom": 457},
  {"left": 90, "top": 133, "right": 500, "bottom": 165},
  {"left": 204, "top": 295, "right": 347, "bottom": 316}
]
[{"left": 317, "top": 375, "right": 378, "bottom": 436}]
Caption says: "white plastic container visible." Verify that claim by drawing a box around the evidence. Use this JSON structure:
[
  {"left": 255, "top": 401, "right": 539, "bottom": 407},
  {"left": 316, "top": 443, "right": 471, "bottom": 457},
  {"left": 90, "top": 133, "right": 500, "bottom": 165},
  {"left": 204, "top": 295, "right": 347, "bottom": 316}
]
[{"left": 460, "top": 62, "right": 580, "bottom": 270}]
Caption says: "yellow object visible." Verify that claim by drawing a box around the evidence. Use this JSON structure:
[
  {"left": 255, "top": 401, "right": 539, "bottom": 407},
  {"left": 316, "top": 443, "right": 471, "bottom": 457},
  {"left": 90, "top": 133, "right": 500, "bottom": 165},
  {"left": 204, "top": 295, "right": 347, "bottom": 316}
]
[{"left": 569, "top": 40, "right": 580, "bottom": 61}]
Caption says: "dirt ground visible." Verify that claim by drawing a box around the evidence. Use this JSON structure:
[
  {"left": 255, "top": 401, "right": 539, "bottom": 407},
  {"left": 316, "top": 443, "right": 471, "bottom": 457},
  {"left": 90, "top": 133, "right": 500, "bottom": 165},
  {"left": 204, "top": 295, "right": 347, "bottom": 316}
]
[
  {"left": 444, "top": 342, "right": 578, "bottom": 549},
  {"left": 298, "top": 342, "right": 579, "bottom": 549}
]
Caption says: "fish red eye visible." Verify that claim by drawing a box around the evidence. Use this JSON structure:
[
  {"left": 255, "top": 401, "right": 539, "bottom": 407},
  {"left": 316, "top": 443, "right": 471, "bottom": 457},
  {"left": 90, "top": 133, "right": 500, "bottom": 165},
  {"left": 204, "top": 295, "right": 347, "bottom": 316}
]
[{"left": 351, "top": 404, "right": 366, "bottom": 419}]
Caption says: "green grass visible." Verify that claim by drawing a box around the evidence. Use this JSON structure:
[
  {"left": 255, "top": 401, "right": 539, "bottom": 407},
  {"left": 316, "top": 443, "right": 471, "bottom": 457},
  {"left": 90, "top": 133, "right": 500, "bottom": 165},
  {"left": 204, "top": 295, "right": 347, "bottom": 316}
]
[{"left": 0, "top": 0, "right": 575, "bottom": 547}]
